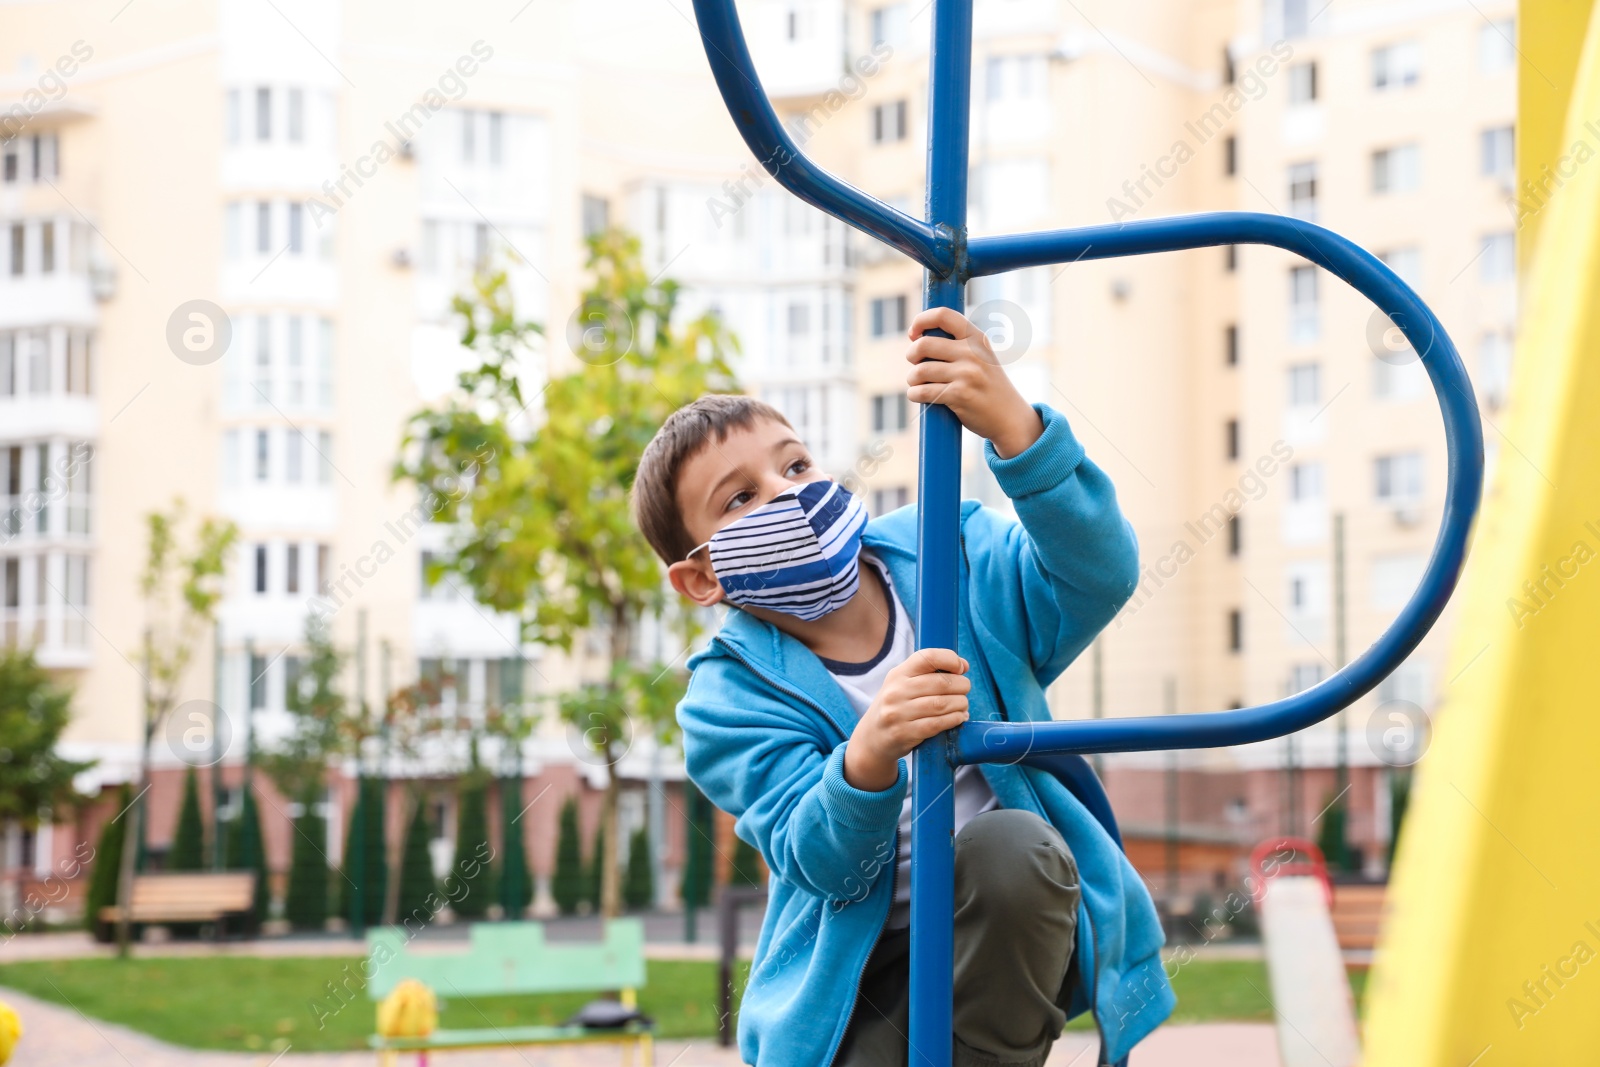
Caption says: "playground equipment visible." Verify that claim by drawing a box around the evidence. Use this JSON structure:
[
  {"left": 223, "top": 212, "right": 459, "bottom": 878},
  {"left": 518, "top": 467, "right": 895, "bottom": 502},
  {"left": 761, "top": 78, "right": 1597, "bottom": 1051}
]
[
  {"left": 1360, "top": 3, "right": 1600, "bottom": 1063},
  {"left": 690, "top": 1, "right": 1486, "bottom": 1063},
  {"left": 1250, "top": 839, "right": 1359, "bottom": 1067}
]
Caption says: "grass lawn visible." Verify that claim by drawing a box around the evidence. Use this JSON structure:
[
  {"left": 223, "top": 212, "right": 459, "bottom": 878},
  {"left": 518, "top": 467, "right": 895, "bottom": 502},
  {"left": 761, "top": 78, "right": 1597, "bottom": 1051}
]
[{"left": 0, "top": 954, "right": 1366, "bottom": 1052}]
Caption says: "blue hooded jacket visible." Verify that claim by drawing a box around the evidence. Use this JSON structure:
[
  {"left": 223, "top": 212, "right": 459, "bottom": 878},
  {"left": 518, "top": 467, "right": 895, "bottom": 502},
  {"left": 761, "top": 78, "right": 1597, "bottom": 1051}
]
[{"left": 678, "top": 404, "right": 1175, "bottom": 1066}]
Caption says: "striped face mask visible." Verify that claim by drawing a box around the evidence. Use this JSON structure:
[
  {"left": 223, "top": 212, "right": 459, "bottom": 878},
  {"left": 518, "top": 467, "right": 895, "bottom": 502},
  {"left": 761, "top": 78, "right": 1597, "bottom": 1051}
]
[{"left": 690, "top": 480, "right": 869, "bottom": 621}]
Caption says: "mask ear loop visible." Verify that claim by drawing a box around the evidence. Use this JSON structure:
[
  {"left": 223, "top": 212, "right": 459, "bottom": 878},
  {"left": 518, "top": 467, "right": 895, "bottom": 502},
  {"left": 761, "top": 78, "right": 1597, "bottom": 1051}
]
[{"left": 684, "top": 541, "right": 712, "bottom": 563}]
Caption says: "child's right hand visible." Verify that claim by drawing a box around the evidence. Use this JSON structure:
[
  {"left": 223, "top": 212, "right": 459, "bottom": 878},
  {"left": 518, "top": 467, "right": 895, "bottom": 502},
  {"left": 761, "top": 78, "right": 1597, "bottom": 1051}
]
[{"left": 843, "top": 648, "right": 971, "bottom": 792}]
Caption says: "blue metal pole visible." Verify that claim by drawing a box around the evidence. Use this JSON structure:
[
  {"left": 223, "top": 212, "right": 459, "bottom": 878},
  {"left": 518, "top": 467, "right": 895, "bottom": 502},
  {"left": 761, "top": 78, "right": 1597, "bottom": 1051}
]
[{"left": 910, "top": 3, "right": 973, "bottom": 1064}]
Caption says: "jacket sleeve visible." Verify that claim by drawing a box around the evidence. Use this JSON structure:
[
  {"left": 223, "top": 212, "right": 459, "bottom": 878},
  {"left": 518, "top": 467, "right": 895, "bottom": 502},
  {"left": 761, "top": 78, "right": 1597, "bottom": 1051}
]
[
  {"left": 677, "top": 673, "right": 906, "bottom": 903},
  {"left": 974, "top": 402, "right": 1142, "bottom": 687}
]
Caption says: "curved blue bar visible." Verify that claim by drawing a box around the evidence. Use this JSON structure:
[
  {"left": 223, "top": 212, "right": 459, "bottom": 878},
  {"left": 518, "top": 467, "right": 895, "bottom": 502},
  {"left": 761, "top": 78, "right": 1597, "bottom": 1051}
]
[
  {"left": 689, "top": 0, "right": 955, "bottom": 275},
  {"left": 957, "top": 212, "right": 1486, "bottom": 762}
]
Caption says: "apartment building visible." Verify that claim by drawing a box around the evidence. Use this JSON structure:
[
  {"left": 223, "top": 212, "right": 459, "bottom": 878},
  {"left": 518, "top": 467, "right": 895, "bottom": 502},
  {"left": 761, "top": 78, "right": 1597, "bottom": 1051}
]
[{"left": 0, "top": 0, "right": 1516, "bottom": 914}]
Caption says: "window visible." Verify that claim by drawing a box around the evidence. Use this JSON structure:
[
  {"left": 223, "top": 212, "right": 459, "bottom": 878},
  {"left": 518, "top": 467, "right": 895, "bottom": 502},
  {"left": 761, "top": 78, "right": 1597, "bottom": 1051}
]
[
  {"left": 1224, "top": 244, "right": 1237, "bottom": 272},
  {"left": 253, "top": 545, "right": 268, "bottom": 594},
  {"left": 1223, "top": 135, "right": 1236, "bottom": 177},
  {"left": 2, "top": 142, "right": 15, "bottom": 183},
  {"left": 287, "top": 88, "right": 305, "bottom": 143},
  {"left": 1228, "top": 515, "right": 1241, "bottom": 557},
  {"left": 254, "top": 430, "right": 270, "bottom": 482},
  {"left": 8, "top": 225, "right": 22, "bottom": 276},
  {"left": 318, "top": 319, "right": 335, "bottom": 408},
  {"left": 1225, "top": 418, "right": 1239, "bottom": 460},
  {"left": 286, "top": 543, "right": 301, "bottom": 594},
  {"left": 787, "top": 302, "right": 810, "bottom": 336},
  {"left": 986, "top": 55, "right": 1046, "bottom": 102},
  {"left": 1480, "top": 126, "right": 1514, "bottom": 178},
  {"left": 249, "top": 652, "right": 268, "bottom": 708},
  {"left": 1378, "top": 247, "right": 1422, "bottom": 288},
  {"left": 288, "top": 203, "right": 303, "bottom": 254},
  {"left": 1372, "top": 42, "right": 1421, "bottom": 89},
  {"left": 40, "top": 221, "right": 54, "bottom": 273},
  {"left": 870, "top": 4, "right": 909, "bottom": 48},
  {"left": 255, "top": 86, "right": 272, "bottom": 141},
  {"left": 871, "top": 392, "right": 909, "bottom": 433},
  {"left": 1224, "top": 323, "right": 1238, "bottom": 366},
  {"left": 461, "top": 109, "right": 475, "bottom": 162},
  {"left": 1289, "top": 461, "right": 1324, "bottom": 501},
  {"left": 1227, "top": 608, "right": 1242, "bottom": 653},
  {"left": 256, "top": 201, "right": 272, "bottom": 253},
  {"left": 317, "top": 431, "right": 333, "bottom": 484},
  {"left": 488, "top": 111, "right": 504, "bottom": 166},
  {"left": 1288, "top": 362, "right": 1321, "bottom": 407},
  {"left": 1288, "top": 61, "right": 1317, "bottom": 104},
  {"left": 1289, "top": 663, "right": 1324, "bottom": 693},
  {"left": 1281, "top": 0, "right": 1309, "bottom": 38},
  {"left": 224, "top": 203, "right": 242, "bottom": 259},
  {"left": 1289, "top": 265, "right": 1319, "bottom": 341},
  {"left": 1222, "top": 47, "right": 1235, "bottom": 85},
  {"left": 582, "top": 195, "right": 610, "bottom": 238},
  {"left": 1287, "top": 161, "right": 1318, "bottom": 220},
  {"left": 1479, "top": 232, "right": 1515, "bottom": 283},
  {"left": 1375, "top": 452, "right": 1424, "bottom": 503},
  {"left": 870, "top": 295, "right": 908, "bottom": 338},
  {"left": 1478, "top": 19, "right": 1516, "bottom": 72},
  {"left": 316, "top": 544, "right": 330, "bottom": 593},
  {"left": 1479, "top": 329, "right": 1513, "bottom": 408},
  {"left": 871, "top": 100, "right": 909, "bottom": 144},
  {"left": 1372, "top": 553, "right": 1427, "bottom": 611},
  {"left": 1372, "top": 144, "right": 1421, "bottom": 193},
  {"left": 871, "top": 486, "right": 910, "bottom": 516},
  {"left": 286, "top": 430, "right": 303, "bottom": 484}
]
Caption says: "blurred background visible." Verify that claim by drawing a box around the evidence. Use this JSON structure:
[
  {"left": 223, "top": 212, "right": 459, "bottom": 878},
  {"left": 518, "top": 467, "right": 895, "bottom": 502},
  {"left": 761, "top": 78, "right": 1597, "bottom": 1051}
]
[{"left": 0, "top": 0, "right": 1517, "bottom": 945}]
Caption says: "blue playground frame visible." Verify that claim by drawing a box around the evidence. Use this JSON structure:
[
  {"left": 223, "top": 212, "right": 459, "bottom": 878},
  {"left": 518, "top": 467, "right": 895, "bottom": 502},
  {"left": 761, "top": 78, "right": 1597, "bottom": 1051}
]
[{"left": 690, "top": 2, "right": 1486, "bottom": 1064}]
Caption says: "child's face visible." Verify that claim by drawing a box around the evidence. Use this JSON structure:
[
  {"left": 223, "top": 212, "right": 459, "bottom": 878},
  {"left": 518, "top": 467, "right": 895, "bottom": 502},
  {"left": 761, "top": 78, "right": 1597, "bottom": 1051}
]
[{"left": 666, "top": 417, "right": 826, "bottom": 607}]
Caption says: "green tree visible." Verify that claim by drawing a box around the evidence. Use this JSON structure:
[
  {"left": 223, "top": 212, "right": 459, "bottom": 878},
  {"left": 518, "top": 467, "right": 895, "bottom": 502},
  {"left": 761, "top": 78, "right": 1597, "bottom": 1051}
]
[
  {"left": 730, "top": 836, "right": 765, "bottom": 887},
  {"left": 262, "top": 616, "right": 346, "bottom": 929},
  {"left": 168, "top": 766, "right": 206, "bottom": 871},
  {"left": 120, "top": 501, "right": 236, "bottom": 954},
  {"left": 285, "top": 808, "right": 328, "bottom": 930},
  {"left": 451, "top": 778, "right": 495, "bottom": 919},
  {"left": 339, "top": 776, "right": 389, "bottom": 927},
  {"left": 395, "top": 793, "right": 438, "bottom": 927},
  {"left": 680, "top": 783, "right": 713, "bottom": 912},
  {"left": 395, "top": 230, "right": 732, "bottom": 917},
  {"left": 584, "top": 821, "right": 607, "bottom": 913},
  {"left": 1315, "top": 793, "right": 1351, "bottom": 872},
  {"left": 623, "top": 827, "right": 654, "bottom": 911},
  {"left": 551, "top": 797, "right": 584, "bottom": 916},
  {"left": 498, "top": 775, "right": 533, "bottom": 919},
  {"left": 223, "top": 783, "right": 269, "bottom": 924},
  {"left": 85, "top": 784, "right": 130, "bottom": 938},
  {"left": 0, "top": 649, "right": 92, "bottom": 824}
]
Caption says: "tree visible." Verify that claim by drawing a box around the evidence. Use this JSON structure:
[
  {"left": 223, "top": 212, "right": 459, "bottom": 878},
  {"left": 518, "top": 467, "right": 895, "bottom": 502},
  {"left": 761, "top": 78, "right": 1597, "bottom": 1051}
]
[
  {"left": 680, "top": 782, "right": 713, "bottom": 912},
  {"left": 551, "top": 797, "right": 584, "bottom": 916},
  {"left": 584, "top": 821, "right": 607, "bottom": 913},
  {"left": 262, "top": 616, "right": 346, "bottom": 931},
  {"left": 395, "top": 229, "right": 734, "bottom": 917},
  {"left": 119, "top": 501, "right": 235, "bottom": 955},
  {"left": 339, "top": 776, "right": 389, "bottom": 927},
  {"left": 623, "top": 827, "right": 654, "bottom": 911},
  {"left": 223, "top": 783, "right": 269, "bottom": 924},
  {"left": 0, "top": 649, "right": 92, "bottom": 825},
  {"left": 168, "top": 766, "right": 206, "bottom": 871},
  {"left": 1315, "top": 793, "right": 1351, "bottom": 872},
  {"left": 285, "top": 808, "right": 328, "bottom": 930},
  {"left": 85, "top": 784, "right": 130, "bottom": 938},
  {"left": 395, "top": 793, "right": 438, "bottom": 927},
  {"left": 730, "top": 836, "right": 765, "bottom": 887},
  {"left": 451, "top": 777, "right": 495, "bottom": 919},
  {"left": 498, "top": 775, "right": 533, "bottom": 919}
]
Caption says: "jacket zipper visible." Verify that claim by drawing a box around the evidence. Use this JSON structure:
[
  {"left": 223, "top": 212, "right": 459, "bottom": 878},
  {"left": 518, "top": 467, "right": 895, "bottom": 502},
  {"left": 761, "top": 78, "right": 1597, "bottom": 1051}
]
[
  {"left": 709, "top": 636, "right": 899, "bottom": 1067},
  {"left": 958, "top": 532, "right": 1113, "bottom": 1066}
]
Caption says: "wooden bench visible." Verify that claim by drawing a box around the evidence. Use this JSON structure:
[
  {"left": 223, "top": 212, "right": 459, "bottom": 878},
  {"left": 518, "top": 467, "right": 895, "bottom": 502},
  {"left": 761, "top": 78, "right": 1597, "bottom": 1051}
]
[
  {"left": 1330, "top": 881, "right": 1386, "bottom": 965},
  {"left": 94, "top": 871, "right": 258, "bottom": 942},
  {"left": 366, "top": 920, "right": 654, "bottom": 1066}
]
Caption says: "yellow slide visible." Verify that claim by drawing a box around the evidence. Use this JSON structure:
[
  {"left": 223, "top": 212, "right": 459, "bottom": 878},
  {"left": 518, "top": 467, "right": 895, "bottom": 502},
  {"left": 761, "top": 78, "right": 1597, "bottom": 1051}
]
[{"left": 1362, "top": 1, "right": 1600, "bottom": 1063}]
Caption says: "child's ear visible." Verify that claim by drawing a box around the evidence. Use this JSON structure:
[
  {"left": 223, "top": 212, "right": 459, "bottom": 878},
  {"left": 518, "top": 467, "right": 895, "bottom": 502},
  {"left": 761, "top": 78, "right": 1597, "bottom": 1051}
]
[{"left": 669, "top": 558, "right": 726, "bottom": 608}]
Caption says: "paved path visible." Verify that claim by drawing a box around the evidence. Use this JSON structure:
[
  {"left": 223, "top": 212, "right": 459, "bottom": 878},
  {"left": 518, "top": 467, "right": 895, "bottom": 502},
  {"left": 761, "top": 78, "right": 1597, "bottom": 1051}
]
[{"left": 0, "top": 986, "right": 1280, "bottom": 1066}]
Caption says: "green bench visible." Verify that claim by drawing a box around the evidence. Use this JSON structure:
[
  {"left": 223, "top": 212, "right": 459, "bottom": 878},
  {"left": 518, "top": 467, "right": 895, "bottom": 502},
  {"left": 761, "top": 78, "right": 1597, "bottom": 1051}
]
[{"left": 365, "top": 919, "right": 654, "bottom": 1066}]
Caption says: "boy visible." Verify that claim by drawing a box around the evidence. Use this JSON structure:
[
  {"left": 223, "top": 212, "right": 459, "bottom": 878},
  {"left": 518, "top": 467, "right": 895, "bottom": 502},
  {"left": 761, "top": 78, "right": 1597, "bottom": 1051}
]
[{"left": 634, "top": 309, "right": 1173, "bottom": 1066}]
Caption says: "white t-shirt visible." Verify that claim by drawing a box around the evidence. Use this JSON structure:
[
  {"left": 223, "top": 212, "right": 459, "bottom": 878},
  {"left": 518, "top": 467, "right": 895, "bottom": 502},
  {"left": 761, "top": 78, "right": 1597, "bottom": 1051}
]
[{"left": 821, "top": 554, "right": 998, "bottom": 928}]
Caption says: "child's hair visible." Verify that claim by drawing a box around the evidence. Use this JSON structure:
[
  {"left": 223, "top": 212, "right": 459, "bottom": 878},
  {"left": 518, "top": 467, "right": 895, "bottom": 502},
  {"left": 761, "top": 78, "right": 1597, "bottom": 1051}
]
[{"left": 633, "top": 394, "right": 793, "bottom": 565}]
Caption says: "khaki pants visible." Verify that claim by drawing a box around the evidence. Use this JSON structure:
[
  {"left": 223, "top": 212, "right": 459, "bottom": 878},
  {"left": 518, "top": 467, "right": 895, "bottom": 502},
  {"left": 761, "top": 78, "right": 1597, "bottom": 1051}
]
[{"left": 833, "top": 809, "right": 1083, "bottom": 1067}]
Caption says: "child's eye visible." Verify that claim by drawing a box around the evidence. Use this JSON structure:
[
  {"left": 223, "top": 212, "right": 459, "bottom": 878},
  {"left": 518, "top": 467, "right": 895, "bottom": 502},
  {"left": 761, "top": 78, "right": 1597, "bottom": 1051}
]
[
  {"left": 786, "top": 457, "right": 811, "bottom": 477},
  {"left": 725, "top": 489, "right": 753, "bottom": 512}
]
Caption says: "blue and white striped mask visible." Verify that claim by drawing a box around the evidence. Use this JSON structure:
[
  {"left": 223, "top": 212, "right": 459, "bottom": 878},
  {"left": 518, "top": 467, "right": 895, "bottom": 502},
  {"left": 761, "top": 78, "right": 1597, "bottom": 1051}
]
[{"left": 690, "top": 480, "right": 869, "bottom": 621}]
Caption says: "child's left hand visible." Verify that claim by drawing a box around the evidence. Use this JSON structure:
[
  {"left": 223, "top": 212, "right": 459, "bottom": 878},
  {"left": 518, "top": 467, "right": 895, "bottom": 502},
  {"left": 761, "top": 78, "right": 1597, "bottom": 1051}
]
[{"left": 904, "top": 307, "right": 1044, "bottom": 459}]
